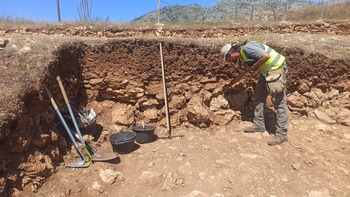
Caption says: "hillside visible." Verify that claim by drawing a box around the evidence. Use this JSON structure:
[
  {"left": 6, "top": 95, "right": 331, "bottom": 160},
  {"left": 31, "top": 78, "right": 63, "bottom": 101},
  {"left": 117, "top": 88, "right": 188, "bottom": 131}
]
[{"left": 132, "top": 0, "right": 313, "bottom": 23}]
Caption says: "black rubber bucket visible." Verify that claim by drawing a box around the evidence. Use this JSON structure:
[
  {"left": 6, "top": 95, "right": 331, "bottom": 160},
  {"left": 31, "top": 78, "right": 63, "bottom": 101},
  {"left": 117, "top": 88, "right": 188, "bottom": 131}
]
[
  {"left": 132, "top": 125, "right": 156, "bottom": 144},
  {"left": 109, "top": 131, "right": 136, "bottom": 154}
]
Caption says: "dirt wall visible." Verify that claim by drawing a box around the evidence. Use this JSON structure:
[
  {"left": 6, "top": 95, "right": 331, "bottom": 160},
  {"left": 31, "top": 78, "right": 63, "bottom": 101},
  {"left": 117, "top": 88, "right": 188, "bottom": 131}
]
[{"left": 0, "top": 25, "right": 350, "bottom": 196}]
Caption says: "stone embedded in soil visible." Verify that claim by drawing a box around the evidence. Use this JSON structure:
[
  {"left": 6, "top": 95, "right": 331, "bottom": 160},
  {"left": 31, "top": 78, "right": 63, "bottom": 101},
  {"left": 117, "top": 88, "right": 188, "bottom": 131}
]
[{"left": 99, "top": 169, "right": 124, "bottom": 184}]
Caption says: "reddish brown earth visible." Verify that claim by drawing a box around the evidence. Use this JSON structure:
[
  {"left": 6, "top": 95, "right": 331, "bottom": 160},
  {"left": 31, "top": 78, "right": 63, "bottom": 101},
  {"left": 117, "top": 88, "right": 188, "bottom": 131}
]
[{"left": 0, "top": 21, "right": 350, "bottom": 197}]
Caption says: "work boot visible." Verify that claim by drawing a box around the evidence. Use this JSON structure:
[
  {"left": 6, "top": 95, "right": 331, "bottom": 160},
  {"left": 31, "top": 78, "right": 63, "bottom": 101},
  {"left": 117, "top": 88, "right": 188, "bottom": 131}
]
[
  {"left": 268, "top": 135, "right": 288, "bottom": 146},
  {"left": 244, "top": 125, "right": 266, "bottom": 133}
]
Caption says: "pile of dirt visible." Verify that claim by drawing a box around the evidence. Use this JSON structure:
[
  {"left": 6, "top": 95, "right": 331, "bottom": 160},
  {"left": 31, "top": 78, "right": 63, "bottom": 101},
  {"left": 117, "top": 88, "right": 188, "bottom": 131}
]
[{"left": 0, "top": 21, "right": 349, "bottom": 197}]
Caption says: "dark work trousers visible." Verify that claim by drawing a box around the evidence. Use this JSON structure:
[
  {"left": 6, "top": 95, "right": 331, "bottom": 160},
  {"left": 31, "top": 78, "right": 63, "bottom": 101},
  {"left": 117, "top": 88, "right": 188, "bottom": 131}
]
[{"left": 253, "top": 62, "right": 289, "bottom": 136}]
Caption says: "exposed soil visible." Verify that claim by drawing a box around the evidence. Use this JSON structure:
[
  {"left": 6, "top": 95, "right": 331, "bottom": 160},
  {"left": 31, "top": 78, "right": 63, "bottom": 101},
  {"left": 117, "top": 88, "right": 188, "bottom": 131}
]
[{"left": 0, "top": 21, "right": 350, "bottom": 197}]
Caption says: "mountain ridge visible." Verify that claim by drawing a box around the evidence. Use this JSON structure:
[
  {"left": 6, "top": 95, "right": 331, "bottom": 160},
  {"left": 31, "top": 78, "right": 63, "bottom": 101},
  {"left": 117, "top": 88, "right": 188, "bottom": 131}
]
[{"left": 132, "top": 0, "right": 315, "bottom": 23}]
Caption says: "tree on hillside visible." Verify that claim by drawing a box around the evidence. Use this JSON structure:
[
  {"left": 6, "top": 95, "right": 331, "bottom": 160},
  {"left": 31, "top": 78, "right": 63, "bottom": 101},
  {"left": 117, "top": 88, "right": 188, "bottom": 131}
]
[
  {"left": 233, "top": 0, "right": 256, "bottom": 21},
  {"left": 77, "top": 0, "right": 93, "bottom": 22},
  {"left": 259, "top": 0, "right": 299, "bottom": 21},
  {"left": 261, "top": 0, "right": 283, "bottom": 20}
]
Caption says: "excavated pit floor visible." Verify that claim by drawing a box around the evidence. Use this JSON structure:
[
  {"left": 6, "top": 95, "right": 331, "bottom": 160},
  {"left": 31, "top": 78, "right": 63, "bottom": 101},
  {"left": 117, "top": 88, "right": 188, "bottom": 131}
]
[{"left": 0, "top": 31, "right": 350, "bottom": 197}]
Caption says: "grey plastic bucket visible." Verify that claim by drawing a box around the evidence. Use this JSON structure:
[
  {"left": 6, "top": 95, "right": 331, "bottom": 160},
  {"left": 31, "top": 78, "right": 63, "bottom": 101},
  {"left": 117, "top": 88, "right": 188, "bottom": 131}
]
[
  {"left": 109, "top": 131, "right": 136, "bottom": 154},
  {"left": 132, "top": 125, "right": 156, "bottom": 144}
]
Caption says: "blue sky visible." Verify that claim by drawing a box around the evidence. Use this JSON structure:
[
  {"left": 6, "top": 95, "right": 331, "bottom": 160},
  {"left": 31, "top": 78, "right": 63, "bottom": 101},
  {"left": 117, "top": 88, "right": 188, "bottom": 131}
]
[{"left": 0, "top": 0, "right": 218, "bottom": 23}]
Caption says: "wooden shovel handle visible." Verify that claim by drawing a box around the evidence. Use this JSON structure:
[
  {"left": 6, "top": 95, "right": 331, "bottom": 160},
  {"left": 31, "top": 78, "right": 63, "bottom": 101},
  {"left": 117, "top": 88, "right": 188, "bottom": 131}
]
[
  {"left": 56, "top": 76, "right": 70, "bottom": 105},
  {"left": 43, "top": 85, "right": 59, "bottom": 110}
]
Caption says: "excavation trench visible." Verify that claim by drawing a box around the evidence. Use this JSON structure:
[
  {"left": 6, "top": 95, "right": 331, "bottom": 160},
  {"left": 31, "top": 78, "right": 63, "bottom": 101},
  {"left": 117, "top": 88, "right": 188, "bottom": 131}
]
[{"left": 1, "top": 38, "right": 350, "bottom": 196}]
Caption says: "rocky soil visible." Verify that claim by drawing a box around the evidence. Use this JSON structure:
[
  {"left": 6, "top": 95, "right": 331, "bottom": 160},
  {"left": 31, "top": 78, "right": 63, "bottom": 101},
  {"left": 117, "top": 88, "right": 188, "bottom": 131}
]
[{"left": 0, "top": 21, "right": 350, "bottom": 197}]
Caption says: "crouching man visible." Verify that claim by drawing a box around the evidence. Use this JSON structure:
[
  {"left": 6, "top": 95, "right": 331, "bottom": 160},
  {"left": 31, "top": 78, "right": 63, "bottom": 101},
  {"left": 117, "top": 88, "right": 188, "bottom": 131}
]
[{"left": 220, "top": 41, "right": 289, "bottom": 146}]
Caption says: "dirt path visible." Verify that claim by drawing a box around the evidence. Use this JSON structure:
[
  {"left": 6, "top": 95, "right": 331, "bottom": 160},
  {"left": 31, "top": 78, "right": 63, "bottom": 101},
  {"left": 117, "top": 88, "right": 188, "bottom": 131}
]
[{"left": 34, "top": 116, "right": 350, "bottom": 197}]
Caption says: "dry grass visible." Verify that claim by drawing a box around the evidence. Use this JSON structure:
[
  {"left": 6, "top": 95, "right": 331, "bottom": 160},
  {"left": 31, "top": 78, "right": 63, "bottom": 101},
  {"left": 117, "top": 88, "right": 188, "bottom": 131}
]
[{"left": 288, "top": 2, "right": 350, "bottom": 22}]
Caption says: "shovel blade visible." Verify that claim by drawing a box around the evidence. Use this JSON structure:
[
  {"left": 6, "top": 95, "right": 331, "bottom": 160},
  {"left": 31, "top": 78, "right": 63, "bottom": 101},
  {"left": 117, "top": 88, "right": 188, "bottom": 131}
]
[
  {"left": 92, "top": 151, "right": 118, "bottom": 162},
  {"left": 65, "top": 160, "right": 91, "bottom": 168}
]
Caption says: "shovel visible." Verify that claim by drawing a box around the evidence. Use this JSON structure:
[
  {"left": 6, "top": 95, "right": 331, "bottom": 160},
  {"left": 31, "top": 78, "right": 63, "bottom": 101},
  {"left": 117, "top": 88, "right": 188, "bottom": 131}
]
[
  {"left": 57, "top": 76, "right": 118, "bottom": 162},
  {"left": 70, "top": 131, "right": 118, "bottom": 162},
  {"left": 86, "top": 142, "right": 118, "bottom": 162},
  {"left": 56, "top": 76, "right": 93, "bottom": 163},
  {"left": 43, "top": 85, "right": 91, "bottom": 168},
  {"left": 71, "top": 105, "right": 89, "bottom": 124}
]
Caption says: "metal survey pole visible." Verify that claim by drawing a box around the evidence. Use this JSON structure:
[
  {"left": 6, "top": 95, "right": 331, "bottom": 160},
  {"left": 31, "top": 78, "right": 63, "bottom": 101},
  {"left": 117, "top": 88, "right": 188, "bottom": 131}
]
[
  {"left": 158, "top": 0, "right": 160, "bottom": 24},
  {"left": 159, "top": 43, "right": 171, "bottom": 137},
  {"left": 320, "top": 0, "right": 324, "bottom": 20},
  {"left": 156, "top": 0, "right": 172, "bottom": 138},
  {"left": 56, "top": 0, "right": 61, "bottom": 24}
]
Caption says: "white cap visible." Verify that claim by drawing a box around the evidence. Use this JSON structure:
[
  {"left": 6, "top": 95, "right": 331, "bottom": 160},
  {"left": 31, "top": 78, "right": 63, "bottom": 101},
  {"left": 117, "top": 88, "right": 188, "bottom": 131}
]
[{"left": 220, "top": 44, "right": 232, "bottom": 64}]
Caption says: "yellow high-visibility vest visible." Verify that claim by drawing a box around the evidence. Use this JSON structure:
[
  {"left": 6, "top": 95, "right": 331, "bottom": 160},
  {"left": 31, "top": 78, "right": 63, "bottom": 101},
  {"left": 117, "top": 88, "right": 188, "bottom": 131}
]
[{"left": 240, "top": 42, "right": 285, "bottom": 77}]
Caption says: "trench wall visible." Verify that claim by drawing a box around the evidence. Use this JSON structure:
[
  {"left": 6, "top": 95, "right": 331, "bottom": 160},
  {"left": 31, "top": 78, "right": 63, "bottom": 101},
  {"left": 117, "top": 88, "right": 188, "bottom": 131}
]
[{"left": 1, "top": 39, "right": 350, "bottom": 196}]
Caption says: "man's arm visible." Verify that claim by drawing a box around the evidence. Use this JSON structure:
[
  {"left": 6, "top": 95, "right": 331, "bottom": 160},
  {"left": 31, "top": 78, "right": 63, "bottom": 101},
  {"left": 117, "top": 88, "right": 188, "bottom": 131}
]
[
  {"left": 222, "top": 70, "right": 246, "bottom": 93},
  {"left": 249, "top": 52, "right": 270, "bottom": 71}
]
